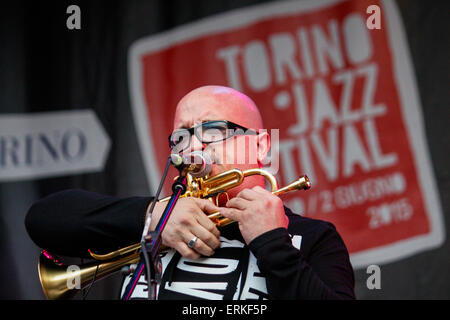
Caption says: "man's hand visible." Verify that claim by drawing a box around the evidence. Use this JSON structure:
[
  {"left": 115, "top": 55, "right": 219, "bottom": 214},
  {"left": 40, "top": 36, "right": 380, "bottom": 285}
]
[
  {"left": 220, "top": 186, "right": 288, "bottom": 244},
  {"left": 150, "top": 198, "right": 221, "bottom": 259}
]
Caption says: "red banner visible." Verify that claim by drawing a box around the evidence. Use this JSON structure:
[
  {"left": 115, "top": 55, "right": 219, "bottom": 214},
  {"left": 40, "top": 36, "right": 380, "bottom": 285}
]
[{"left": 128, "top": 0, "right": 444, "bottom": 268}]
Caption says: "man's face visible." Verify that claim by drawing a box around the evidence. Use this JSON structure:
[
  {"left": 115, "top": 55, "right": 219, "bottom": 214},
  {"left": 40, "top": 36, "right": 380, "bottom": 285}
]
[{"left": 172, "top": 87, "right": 264, "bottom": 179}]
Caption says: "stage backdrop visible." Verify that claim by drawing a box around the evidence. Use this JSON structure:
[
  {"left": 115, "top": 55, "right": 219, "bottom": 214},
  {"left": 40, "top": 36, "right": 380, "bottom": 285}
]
[{"left": 0, "top": 0, "right": 448, "bottom": 299}]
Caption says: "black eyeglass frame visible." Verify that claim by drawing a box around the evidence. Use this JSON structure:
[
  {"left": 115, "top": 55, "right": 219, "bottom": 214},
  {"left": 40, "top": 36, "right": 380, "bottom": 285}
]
[{"left": 168, "top": 120, "right": 259, "bottom": 151}]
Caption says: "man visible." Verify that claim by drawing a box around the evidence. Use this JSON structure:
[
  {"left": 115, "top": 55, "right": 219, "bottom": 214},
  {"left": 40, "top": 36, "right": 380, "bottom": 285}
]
[{"left": 26, "top": 85, "right": 355, "bottom": 300}]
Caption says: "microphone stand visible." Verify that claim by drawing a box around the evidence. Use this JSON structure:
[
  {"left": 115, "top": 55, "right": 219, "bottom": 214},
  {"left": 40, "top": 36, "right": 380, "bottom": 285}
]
[{"left": 121, "top": 162, "right": 187, "bottom": 301}]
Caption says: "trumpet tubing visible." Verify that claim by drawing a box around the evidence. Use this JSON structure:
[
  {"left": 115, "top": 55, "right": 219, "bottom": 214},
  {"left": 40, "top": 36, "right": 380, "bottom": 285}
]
[
  {"left": 38, "top": 168, "right": 310, "bottom": 299},
  {"left": 207, "top": 173, "right": 311, "bottom": 227}
]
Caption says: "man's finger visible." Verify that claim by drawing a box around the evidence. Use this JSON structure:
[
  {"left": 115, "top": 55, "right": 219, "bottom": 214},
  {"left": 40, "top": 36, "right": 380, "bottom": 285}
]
[
  {"left": 220, "top": 207, "right": 241, "bottom": 221},
  {"left": 192, "top": 198, "right": 220, "bottom": 214},
  {"left": 177, "top": 243, "right": 201, "bottom": 260},
  {"left": 251, "top": 185, "right": 272, "bottom": 196},
  {"left": 236, "top": 188, "right": 259, "bottom": 201},
  {"left": 226, "top": 197, "right": 250, "bottom": 210},
  {"left": 194, "top": 212, "right": 221, "bottom": 238},
  {"left": 190, "top": 223, "right": 221, "bottom": 250},
  {"left": 189, "top": 198, "right": 221, "bottom": 238},
  {"left": 182, "top": 231, "right": 215, "bottom": 257}
]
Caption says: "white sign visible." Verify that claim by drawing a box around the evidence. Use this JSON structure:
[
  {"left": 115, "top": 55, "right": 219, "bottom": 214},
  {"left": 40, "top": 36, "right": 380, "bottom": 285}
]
[{"left": 0, "top": 110, "right": 110, "bottom": 182}]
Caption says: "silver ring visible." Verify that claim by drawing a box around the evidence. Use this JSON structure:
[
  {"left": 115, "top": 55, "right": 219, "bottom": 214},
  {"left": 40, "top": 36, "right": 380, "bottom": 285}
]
[{"left": 187, "top": 236, "right": 198, "bottom": 248}]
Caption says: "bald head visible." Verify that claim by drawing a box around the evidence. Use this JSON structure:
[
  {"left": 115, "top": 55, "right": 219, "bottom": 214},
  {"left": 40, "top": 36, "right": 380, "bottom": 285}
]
[{"left": 173, "top": 85, "right": 263, "bottom": 131}]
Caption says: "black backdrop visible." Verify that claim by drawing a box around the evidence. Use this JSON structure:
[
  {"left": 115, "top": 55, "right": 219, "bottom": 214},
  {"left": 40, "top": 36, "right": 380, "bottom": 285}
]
[{"left": 0, "top": 0, "right": 449, "bottom": 299}]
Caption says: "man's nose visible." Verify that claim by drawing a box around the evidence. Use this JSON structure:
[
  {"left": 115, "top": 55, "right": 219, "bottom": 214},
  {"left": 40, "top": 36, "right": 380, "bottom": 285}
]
[{"left": 188, "top": 134, "right": 205, "bottom": 153}]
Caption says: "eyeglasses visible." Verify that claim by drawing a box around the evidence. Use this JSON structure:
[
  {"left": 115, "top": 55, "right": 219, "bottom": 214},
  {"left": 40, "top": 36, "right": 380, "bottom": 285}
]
[{"left": 168, "top": 120, "right": 258, "bottom": 152}]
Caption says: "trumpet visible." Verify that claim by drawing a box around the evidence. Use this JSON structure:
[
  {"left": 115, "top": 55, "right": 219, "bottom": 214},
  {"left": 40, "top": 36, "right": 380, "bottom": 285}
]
[{"left": 38, "top": 168, "right": 311, "bottom": 299}]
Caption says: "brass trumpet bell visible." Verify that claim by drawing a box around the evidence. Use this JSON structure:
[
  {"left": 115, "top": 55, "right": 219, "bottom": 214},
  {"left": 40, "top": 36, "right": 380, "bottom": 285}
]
[{"left": 38, "top": 249, "right": 140, "bottom": 300}]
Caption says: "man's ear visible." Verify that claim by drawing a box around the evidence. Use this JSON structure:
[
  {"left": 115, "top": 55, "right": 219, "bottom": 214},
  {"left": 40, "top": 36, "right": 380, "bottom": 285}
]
[{"left": 256, "top": 131, "right": 271, "bottom": 165}]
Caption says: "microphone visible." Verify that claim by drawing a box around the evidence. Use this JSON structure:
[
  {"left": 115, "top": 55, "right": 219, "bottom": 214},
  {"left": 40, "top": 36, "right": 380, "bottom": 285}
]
[{"left": 170, "top": 151, "right": 212, "bottom": 178}]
